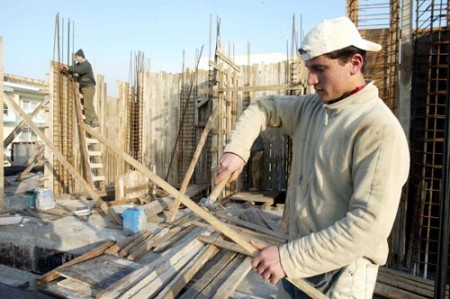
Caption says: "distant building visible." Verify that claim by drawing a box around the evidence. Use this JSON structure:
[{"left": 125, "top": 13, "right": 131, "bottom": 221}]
[{"left": 2, "top": 74, "right": 48, "bottom": 165}]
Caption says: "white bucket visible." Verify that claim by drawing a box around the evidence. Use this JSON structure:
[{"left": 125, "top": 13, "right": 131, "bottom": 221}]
[{"left": 35, "top": 188, "right": 54, "bottom": 210}]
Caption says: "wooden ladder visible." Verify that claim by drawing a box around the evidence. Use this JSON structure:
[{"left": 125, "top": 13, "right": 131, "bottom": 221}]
[{"left": 73, "top": 86, "right": 106, "bottom": 195}]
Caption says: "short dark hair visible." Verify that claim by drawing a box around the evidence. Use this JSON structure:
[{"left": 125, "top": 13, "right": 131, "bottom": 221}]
[{"left": 324, "top": 46, "right": 367, "bottom": 71}]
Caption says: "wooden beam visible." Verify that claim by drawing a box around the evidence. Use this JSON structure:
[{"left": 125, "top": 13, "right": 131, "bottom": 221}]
[
  {"left": 2, "top": 95, "right": 122, "bottom": 225},
  {"left": 167, "top": 110, "right": 216, "bottom": 222},
  {"left": 95, "top": 230, "right": 206, "bottom": 299},
  {"left": 3, "top": 99, "right": 49, "bottom": 148},
  {"left": 212, "top": 256, "right": 253, "bottom": 299},
  {"left": 198, "top": 83, "right": 304, "bottom": 95},
  {"left": 198, "top": 235, "right": 249, "bottom": 256},
  {"left": 155, "top": 244, "right": 220, "bottom": 299},
  {"left": 215, "top": 48, "right": 241, "bottom": 72},
  {"left": 83, "top": 124, "right": 325, "bottom": 299},
  {"left": 35, "top": 240, "right": 115, "bottom": 286}
]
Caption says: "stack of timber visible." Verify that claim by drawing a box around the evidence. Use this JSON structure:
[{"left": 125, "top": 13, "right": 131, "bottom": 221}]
[
  {"left": 374, "top": 267, "right": 449, "bottom": 298},
  {"left": 35, "top": 204, "right": 284, "bottom": 299}
]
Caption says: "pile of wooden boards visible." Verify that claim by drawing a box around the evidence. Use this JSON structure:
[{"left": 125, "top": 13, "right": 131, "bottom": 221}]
[
  {"left": 374, "top": 267, "right": 449, "bottom": 299},
  {"left": 35, "top": 205, "right": 284, "bottom": 299}
]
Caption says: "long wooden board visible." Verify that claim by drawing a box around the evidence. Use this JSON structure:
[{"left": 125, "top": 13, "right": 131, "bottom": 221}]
[
  {"left": 56, "top": 255, "right": 141, "bottom": 290},
  {"left": 36, "top": 240, "right": 115, "bottom": 286},
  {"left": 83, "top": 125, "right": 326, "bottom": 299}
]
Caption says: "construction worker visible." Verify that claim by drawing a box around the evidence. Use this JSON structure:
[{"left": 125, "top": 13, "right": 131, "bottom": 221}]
[
  {"left": 61, "top": 49, "right": 99, "bottom": 128},
  {"left": 215, "top": 16, "right": 410, "bottom": 298}
]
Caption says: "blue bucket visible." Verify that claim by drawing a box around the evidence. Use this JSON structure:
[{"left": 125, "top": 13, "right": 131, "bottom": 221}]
[{"left": 122, "top": 207, "right": 146, "bottom": 236}]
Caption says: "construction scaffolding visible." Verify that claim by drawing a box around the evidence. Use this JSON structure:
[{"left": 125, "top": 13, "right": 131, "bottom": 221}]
[
  {"left": 347, "top": 0, "right": 401, "bottom": 111},
  {"left": 408, "top": 0, "right": 450, "bottom": 284}
]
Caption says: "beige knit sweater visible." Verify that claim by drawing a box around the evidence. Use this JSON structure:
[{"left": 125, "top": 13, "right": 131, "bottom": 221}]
[{"left": 224, "top": 81, "right": 410, "bottom": 279}]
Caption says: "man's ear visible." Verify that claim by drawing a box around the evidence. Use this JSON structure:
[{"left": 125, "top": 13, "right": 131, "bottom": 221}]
[{"left": 350, "top": 53, "right": 364, "bottom": 74}]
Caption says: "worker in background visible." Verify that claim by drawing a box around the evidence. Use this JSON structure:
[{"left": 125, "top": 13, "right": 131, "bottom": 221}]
[
  {"left": 215, "top": 16, "right": 410, "bottom": 298},
  {"left": 249, "top": 134, "right": 265, "bottom": 191},
  {"left": 61, "top": 49, "right": 99, "bottom": 128}
]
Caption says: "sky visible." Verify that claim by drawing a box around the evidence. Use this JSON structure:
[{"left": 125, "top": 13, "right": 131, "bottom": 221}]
[{"left": 0, "top": 0, "right": 346, "bottom": 96}]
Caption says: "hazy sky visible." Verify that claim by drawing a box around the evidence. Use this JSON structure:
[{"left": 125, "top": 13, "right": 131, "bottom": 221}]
[{"left": 0, "top": 0, "right": 346, "bottom": 95}]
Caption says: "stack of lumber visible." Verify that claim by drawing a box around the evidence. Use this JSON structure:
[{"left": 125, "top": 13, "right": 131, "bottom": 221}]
[
  {"left": 35, "top": 206, "right": 284, "bottom": 299},
  {"left": 375, "top": 267, "right": 449, "bottom": 299}
]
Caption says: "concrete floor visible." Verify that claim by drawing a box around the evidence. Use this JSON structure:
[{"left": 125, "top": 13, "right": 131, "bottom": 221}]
[{"left": 0, "top": 173, "right": 279, "bottom": 298}]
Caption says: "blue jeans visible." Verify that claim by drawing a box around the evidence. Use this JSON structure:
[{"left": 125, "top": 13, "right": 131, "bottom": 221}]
[{"left": 280, "top": 257, "right": 379, "bottom": 298}]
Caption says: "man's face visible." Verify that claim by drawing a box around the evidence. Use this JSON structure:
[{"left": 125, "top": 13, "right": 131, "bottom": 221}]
[
  {"left": 304, "top": 55, "right": 354, "bottom": 103},
  {"left": 74, "top": 55, "right": 84, "bottom": 63}
]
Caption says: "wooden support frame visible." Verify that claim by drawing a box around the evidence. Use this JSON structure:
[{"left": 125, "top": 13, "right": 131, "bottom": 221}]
[
  {"left": 82, "top": 124, "right": 326, "bottom": 299},
  {"left": 3, "top": 95, "right": 122, "bottom": 225},
  {"left": 3, "top": 98, "right": 49, "bottom": 149}
]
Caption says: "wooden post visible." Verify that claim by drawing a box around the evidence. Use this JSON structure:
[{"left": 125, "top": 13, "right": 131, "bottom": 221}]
[
  {"left": 0, "top": 36, "right": 3, "bottom": 211},
  {"left": 167, "top": 111, "right": 216, "bottom": 222}
]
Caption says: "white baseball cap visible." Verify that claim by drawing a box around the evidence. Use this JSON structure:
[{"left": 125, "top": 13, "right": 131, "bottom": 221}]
[{"left": 299, "top": 16, "right": 382, "bottom": 61}]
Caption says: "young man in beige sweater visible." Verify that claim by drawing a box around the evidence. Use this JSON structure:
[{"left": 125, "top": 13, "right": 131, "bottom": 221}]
[{"left": 215, "top": 16, "right": 410, "bottom": 298}]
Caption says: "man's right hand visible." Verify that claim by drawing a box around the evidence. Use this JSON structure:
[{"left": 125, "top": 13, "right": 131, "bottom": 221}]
[
  {"left": 60, "top": 65, "right": 68, "bottom": 73},
  {"left": 215, "top": 152, "right": 246, "bottom": 185}
]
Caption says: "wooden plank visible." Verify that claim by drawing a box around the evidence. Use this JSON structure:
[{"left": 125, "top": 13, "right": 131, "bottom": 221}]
[
  {"left": 198, "top": 235, "right": 249, "bottom": 256},
  {"left": 198, "top": 83, "right": 304, "bottom": 95},
  {"left": 374, "top": 282, "right": 428, "bottom": 299},
  {"left": 167, "top": 110, "right": 216, "bottom": 222},
  {"left": 377, "top": 267, "right": 449, "bottom": 297},
  {"left": 56, "top": 255, "right": 140, "bottom": 290},
  {"left": 3, "top": 99, "right": 49, "bottom": 148},
  {"left": 229, "top": 192, "right": 275, "bottom": 205},
  {"left": 126, "top": 228, "right": 170, "bottom": 261},
  {"left": 212, "top": 256, "right": 253, "bottom": 299},
  {"left": 95, "top": 231, "right": 207, "bottom": 299},
  {"left": 152, "top": 224, "right": 196, "bottom": 252},
  {"left": 35, "top": 240, "right": 116, "bottom": 286},
  {"left": 57, "top": 278, "right": 95, "bottom": 296},
  {"left": 3, "top": 95, "right": 122, "bottom": 225},
  {"left": 155, "top": 244, "right": 220, "bottom": 299},
  {"left": 178, "top": 250, "right": 238, "bottom": 299},
  {"left": 128, "top": 242, "right": 202, "bottom": 298},
  {"left": 198, "top": 254, "right": 247, "bottom": 299},
  {"left": 104, "top": 231, "right": 149, "bottom": 255},
  {"left": 0, "top": 216, "right": 23, "bottom": 225},
  {"left": 40, "top": 281, "right": 92, "bottom": 299},
  {"left": 17, "top": 144, "right": 45, "bottom": 181},
  {"left": 118, "top": 231, "right": 153, "bottom": 258},
  {"left": 82, "top": 125, "right": 325, "bottom": 299},
  {"left": 215, "top": 211, "right": 287, "bottom": 241}
]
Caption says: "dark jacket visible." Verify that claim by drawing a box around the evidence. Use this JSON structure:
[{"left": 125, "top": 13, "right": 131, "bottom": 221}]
[{"left": 68, "top": 60, "right": 96, "bottom": 88}]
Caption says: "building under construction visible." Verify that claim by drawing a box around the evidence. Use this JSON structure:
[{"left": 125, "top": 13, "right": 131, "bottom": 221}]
[{"left": 0, "top": 0, "right": 449, "bottom": 298}]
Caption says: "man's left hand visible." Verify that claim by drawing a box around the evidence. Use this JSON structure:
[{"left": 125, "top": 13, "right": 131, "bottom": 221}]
[{"left": 250, "top": 240, "right": 286, "bottom": 285}]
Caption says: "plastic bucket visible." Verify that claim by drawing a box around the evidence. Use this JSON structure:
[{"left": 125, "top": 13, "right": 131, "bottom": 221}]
[{"left": 122, "top": 207, "right": 146, "bottom": 235}]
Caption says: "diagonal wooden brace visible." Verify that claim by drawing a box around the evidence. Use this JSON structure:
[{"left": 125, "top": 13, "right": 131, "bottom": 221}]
[
  {"left": 3, "top": 95, "right": 122, "bottom": 225},
  {"left": 83, "top": 124, "right": 326, "bottom": 299}
]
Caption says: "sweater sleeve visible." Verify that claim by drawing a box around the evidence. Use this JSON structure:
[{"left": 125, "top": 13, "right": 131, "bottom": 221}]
[
  {"left": 279, "top": 120, "right": 410, "bottom": 278},
  {"left": 224, "top": 95, "right": 299, "bottom": 162}
]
